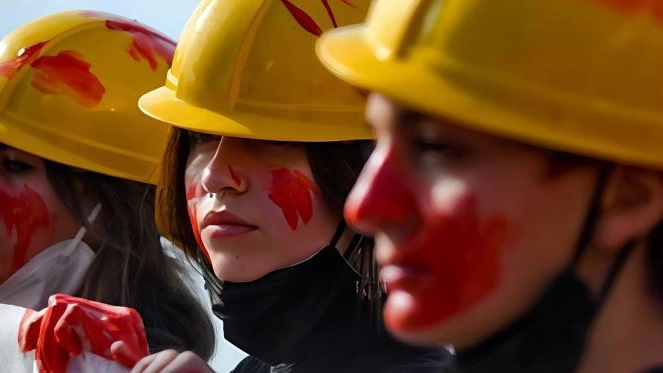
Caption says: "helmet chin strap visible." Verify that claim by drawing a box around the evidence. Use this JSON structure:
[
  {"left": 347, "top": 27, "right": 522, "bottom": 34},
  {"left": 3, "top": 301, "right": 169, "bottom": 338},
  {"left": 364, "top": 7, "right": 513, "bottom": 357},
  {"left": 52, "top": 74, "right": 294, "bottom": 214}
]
[{"left": 569, "top": 164, "right": 634, "bottom": 309}]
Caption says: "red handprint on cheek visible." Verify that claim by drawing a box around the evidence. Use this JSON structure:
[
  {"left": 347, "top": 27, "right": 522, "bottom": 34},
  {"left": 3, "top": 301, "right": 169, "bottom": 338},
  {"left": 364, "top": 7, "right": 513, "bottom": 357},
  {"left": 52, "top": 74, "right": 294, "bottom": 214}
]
[
  {"left": 30, "top": 51, "right": 105, "bottom": 108},
  {"left": 267, "top": 168, "right": 318, "bottom": 230},
  {"left": 0, "top": 185, "right": 53, "bottom": 272},
  {"left": 0, "top": 41, "right": 48, "bottom": 79},
  {"left": 18, "top": 294, "right": 148, "bottom": 373}
]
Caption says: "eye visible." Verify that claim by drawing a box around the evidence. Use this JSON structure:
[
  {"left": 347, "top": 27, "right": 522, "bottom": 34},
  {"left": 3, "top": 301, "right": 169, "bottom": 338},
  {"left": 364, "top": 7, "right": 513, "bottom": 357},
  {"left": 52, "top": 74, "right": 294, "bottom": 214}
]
[
  {"left": 188, "top": 131, "right": 221, "bottom": 147},
  {"left": 409, "top": 126, "right": 468, "bottom": 168},
  {"left": 3, "top": 156, "right": 34, "bottom": 173}
]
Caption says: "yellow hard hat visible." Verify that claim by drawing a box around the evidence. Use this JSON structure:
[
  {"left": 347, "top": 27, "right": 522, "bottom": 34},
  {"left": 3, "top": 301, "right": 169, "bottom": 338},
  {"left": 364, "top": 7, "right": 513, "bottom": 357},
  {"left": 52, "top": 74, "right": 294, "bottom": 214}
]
[
  {"left": 0, "top": 11, "right": 175, "bottom": 183},
  {"left": 318, "top": 0, "right": 663, "bottom": 169},
  {"left": 139, "top": 0, "right": 372, "bottom": 142}
]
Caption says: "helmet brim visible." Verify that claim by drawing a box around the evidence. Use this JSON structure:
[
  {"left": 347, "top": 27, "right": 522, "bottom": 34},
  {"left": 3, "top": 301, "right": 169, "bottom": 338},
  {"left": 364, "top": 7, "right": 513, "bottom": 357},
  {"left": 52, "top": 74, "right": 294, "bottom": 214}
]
[
  {"left": 317, "top": 25, "right": 663, "bottom": 169},
  {"left": 139, "top": 86, "right": 374, "bottom": 142}
]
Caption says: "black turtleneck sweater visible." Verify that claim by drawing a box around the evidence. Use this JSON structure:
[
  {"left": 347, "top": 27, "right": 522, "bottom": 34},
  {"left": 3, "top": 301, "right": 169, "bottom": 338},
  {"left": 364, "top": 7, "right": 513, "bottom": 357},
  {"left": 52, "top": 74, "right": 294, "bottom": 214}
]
[{"left": 213, "top": 246, "right": 452, "bottom": 373}]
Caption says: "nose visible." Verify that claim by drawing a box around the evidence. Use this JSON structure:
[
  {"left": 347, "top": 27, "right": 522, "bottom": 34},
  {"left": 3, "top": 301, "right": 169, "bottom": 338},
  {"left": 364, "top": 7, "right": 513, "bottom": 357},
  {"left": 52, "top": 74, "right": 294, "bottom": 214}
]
[
  {"left": 344, "top": 141, "right": 417, "bottom": 236},
  {"left": 200, "top": 137, "right": 248, "bottom": 195}
]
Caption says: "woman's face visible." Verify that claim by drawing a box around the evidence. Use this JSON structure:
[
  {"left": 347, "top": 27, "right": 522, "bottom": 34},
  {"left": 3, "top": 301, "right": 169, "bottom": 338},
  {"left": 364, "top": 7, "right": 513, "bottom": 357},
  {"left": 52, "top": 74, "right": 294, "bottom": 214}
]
[
  {"left": 0, "top": 146, "right": 80, "bottom": 284},
  {"left": 343, "top": 94, "right": 599, "bottom": 348},
  {"left": 184, "top": 134, "right": 340, "bottom": 282}
]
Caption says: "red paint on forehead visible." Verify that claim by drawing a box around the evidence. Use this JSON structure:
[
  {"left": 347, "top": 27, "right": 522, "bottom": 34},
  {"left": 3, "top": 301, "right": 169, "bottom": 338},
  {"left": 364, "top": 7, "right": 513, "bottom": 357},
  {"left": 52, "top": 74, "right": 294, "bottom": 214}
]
[
  {"left": 105, "top": 20, "right": 175, "bottom": 71},
  {"left": 0, "top": 41, "right": 48, "bottom": 79},
  {"left": 30, "top": 51, "right": 105, "bottom": 107},
  {"left": 267, "top": 168, "right": 318, "bottom": 230},
  {"left": 0, "top": 185, "right": 53, "bottom": 271},
  {"left": 383, "top": 192, "right": 509, "bottom": 331},
  {"left": 186, "top": 184, "right": 212, "bottom": 263},
  {"left": 592, "top": 0, "right": 663, "bottom": 22}
]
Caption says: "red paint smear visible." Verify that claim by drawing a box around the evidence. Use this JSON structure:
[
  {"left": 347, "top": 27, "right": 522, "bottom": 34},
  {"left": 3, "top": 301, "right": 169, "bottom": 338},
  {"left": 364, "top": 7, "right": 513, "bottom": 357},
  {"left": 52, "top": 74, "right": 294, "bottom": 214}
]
[
  {"left": 344, "top": 152, "right": 508, "bottom": 331},
  {"left": 228, "top": 165, "right": 241, "bottom": 188},
  {"left": 186, "top": 184, "right": 212, "bottom": 263},
  {"left": 105, "top": 20, "right": 176, "bottom": 71},
  {"left": 30, "top": 51, "right": 105, "bottom": 108},
  {"left": 19, "top": 294, "right": 148, "bottom": 372},
  {"left": 389, "top": 193, "right": 507, "bottom": 331},
  {"left": 267, "top": 168, "right": 318, "bottom": 230},
  {"left": 0, "top": 185, "right": 52, "bottom": 271},
  {"left": 281, "top": 0, "right": 358, "bottom": 36},
  {"left": 593, "top": 0, "right": 663, "bottom": 22},
  {"left": 281, "top": 0, "right": 323, "bottom": 36},
  {"left": 0, "top": 41, "right": 48, "bottom": 79}
]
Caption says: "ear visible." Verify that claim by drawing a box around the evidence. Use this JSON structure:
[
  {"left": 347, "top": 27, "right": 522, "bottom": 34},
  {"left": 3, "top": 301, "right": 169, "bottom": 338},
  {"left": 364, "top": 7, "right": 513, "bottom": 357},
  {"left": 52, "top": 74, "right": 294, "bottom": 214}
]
[{"left": 592, "top": 166, "right": 663, "bottom": 252}]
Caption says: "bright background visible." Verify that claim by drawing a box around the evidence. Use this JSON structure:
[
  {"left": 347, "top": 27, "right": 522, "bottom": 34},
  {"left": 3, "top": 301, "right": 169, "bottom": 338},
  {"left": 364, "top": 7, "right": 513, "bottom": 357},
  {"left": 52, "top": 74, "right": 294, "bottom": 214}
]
[
  {"left": 0, "top": 1, "right": 248, "bottom": 372},
  {"left": 1, "top": 0, "right": 196, "bottom": 38}
]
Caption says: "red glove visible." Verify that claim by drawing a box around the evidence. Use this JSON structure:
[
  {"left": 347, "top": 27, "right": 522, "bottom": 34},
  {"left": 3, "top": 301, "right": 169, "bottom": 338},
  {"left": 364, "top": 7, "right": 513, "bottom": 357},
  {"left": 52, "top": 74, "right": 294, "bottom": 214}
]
[{"left": 18, "top": 294, "right": 148, "bottom": 373}]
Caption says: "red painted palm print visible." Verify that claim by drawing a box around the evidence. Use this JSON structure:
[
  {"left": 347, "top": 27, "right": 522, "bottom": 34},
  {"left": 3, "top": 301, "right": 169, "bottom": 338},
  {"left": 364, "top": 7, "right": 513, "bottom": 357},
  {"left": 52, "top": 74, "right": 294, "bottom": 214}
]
[
  {"left": 0, "top": 185, "right": 52, "bottom": 271},
  {"left": 30, "top": 51, "right": 105, "bottom": 108},
  {"left": 268, "top": 168, "right": 318, "bottom": 230},
  {"left": 105, "top": 20, "right": 175, "bottom": 71},
  {"left": 384, "top": 193, "right": 509, "bottom": 331},
  {"left": 593, "top": 0, "right": 663, "bottom": 22},
  {"left": 281, "top": 0, "right": 357, "bottom": 36},
  {"left": 0, "top": 41, "right": 48, "bottom": 79}
]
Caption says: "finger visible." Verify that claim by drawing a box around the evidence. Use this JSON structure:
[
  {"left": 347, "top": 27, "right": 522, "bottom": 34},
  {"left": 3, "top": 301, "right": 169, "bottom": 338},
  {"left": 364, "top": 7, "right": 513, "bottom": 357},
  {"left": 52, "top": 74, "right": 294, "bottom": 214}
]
[
  {"left": 130, "top": 349, "right": 180, "bottom": 373},
  {"left": 160, "top": 351, "right": 213, "bottom": 373}
]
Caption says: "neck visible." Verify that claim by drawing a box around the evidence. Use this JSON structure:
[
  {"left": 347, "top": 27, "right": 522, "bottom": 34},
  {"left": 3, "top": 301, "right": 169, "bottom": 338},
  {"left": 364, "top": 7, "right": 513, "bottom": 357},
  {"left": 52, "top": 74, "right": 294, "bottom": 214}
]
[{"left": 579, "top": 243, "right": 663, "bottom": 373}]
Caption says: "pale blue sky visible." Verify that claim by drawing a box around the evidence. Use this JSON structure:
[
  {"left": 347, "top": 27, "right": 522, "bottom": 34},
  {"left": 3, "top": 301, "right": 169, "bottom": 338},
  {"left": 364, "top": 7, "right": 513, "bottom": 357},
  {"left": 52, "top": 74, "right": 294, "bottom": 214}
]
[
  {"left": 1, "top": 1, "right": 247, "bottom": 372},
  {"left": 1, "top": 0, "right": 200, "bottom": 39}
]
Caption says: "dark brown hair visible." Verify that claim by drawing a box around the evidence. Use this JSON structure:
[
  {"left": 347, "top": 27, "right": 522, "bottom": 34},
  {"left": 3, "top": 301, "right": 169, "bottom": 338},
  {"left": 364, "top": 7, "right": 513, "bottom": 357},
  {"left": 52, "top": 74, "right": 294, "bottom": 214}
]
[
  {"left": 160, "top": 128, "right": 381, "bottom": 314},
  {"left": 45, "top": 160, "right": 215, "bottom": 358}
]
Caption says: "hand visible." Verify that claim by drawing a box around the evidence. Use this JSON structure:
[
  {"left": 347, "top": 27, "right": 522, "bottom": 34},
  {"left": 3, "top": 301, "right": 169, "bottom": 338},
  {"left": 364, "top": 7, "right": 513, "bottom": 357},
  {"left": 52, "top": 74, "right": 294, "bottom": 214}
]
[
  {"left": 114, "top": 345, "right": 213, "bottom": 373},
  {"left": 18, "top": 294, "right": 148, "bottom": 372}
]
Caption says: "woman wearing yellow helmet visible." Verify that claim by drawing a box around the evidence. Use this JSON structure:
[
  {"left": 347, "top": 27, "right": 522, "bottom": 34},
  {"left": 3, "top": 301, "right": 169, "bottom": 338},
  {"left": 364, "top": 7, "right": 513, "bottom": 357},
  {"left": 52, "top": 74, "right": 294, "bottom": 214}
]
[
  {"left": 0, "top": 11, "right": 214, "bottom": 372},
  {"left": 318, "top": 0, "right": 663, "bottom": 372},
  {"left": 116, "top": 0, "right": 452, "bottom": 372}
]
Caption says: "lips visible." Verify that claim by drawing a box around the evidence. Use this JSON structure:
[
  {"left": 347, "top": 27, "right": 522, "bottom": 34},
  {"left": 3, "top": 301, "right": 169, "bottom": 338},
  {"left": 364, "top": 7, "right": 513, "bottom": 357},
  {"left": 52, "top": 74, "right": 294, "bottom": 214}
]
[
  {"left": 378, "top": 241, "right": 433, "bottom": 294},
  {"left": 201, "top": 210, "right": 257, "bottom": 238}
]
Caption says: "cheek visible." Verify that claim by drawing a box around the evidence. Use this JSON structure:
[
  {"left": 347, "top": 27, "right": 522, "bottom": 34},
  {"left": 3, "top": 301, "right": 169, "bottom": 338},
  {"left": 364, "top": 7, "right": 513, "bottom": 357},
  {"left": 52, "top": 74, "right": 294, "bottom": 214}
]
[
  {"left": 186, "top": 183, "right": 211, "bottom": 263},
  {"left": 265, "top": 167, "right": 319, "bottom": 231},
  {"left": 384, "top": 189, "right": 512, "bottom": 331},
  {"left": 0, "top": 185, "right": 55, "bottom": 272}
]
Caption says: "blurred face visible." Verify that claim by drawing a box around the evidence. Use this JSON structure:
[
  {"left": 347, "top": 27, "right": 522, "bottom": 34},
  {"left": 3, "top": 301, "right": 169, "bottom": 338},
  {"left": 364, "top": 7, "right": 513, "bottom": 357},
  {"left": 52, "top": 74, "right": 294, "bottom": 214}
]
[
  {"left": 184, "top": 133, "right": 339, "bottom": 282},
  {"left": 0, "top": 145, "right": 80, "bottom": 284},
  {"left": 344, "top": 94, "right": 599, "bottom": 348}
]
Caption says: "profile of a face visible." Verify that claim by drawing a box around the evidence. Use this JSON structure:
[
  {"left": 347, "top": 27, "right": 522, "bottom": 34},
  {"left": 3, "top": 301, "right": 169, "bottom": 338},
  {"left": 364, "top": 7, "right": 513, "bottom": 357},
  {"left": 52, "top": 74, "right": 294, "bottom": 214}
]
[
  {"left": 184, "top": 134, "right": 340, "bottom": 283},
  {"left": 344, "top": 94, "right": 600, "bottom": 348},
  {"left": 0, "top": 146, "right": 80, "bottom": 284}
]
